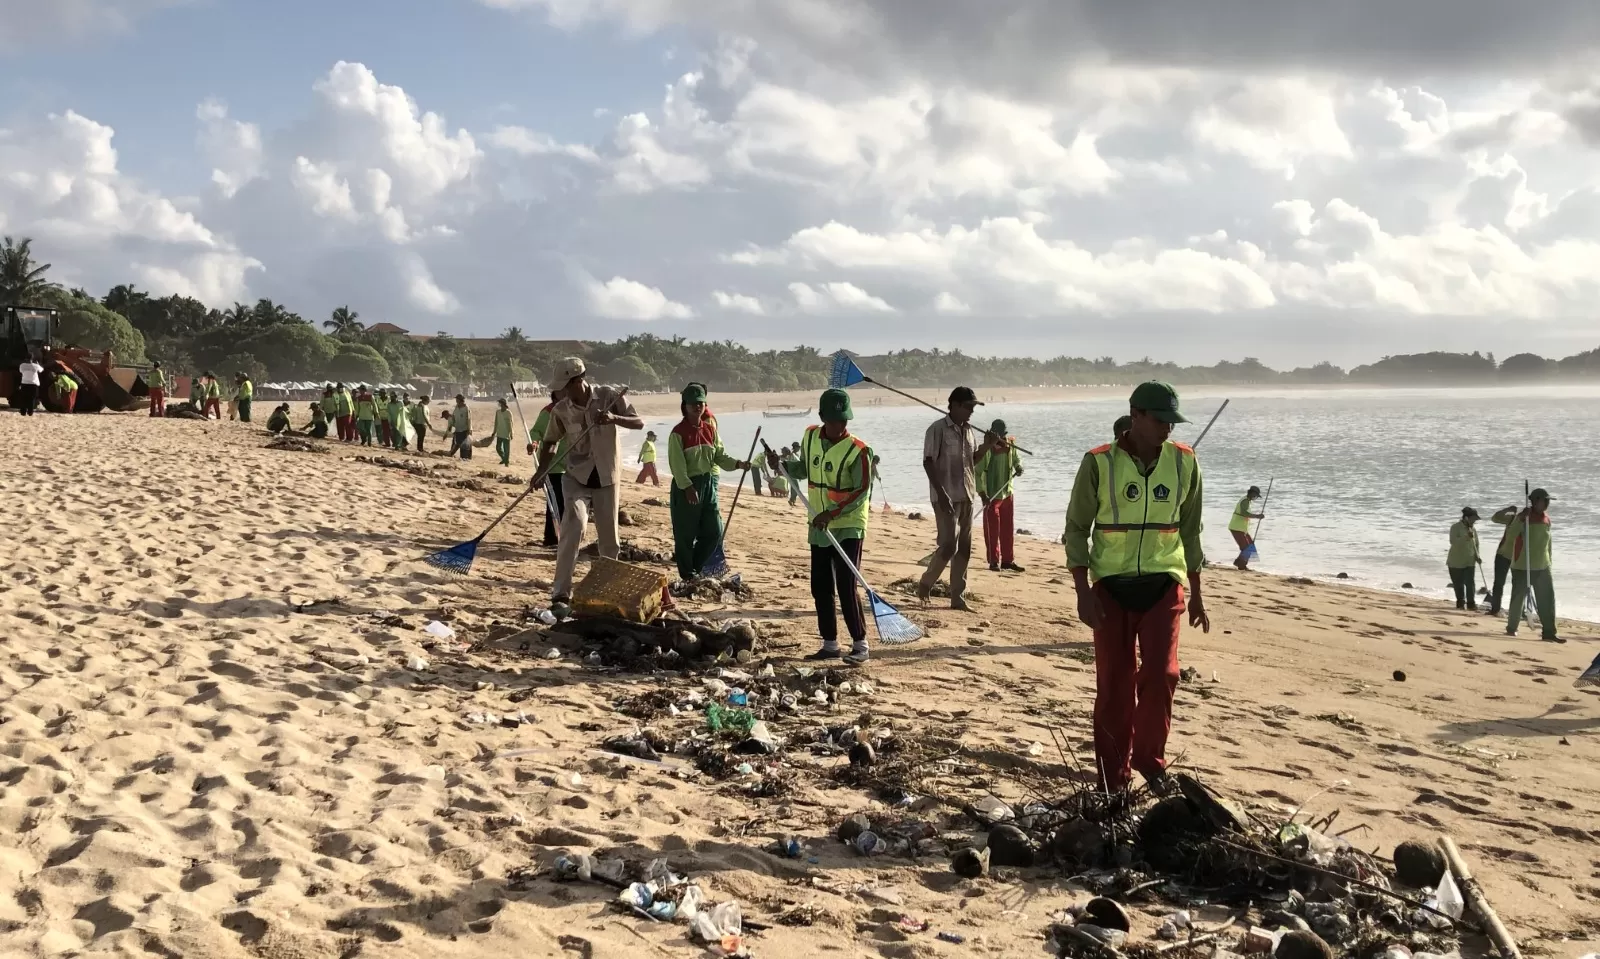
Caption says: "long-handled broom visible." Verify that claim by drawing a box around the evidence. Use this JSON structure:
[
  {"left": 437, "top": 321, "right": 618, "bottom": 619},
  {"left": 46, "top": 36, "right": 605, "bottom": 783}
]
[
  {"left": 510, "top": 386, "right": 564, "bottom": 529},
  {"left": 828, "top": 352, "right": 1033, "bottom": 455},
  {"left": 699, "top": 427, "right": 762, "bottom": 578},
  {"left": 797, "top": 472, "right": 923, "bottom": 645},
  {"left": 422, "top": 419, "right": 596, "bottom": 576},
  {"left": 422, "top": 488, "right": 537, "bottom": 575},
  {"left": 1242, "top": 477, "right": 1274, "bottom": 563}
]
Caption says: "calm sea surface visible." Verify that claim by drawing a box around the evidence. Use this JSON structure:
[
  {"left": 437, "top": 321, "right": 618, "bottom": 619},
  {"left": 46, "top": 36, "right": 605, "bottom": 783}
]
[{"left": 644, "top": 386, "right": 1600, "bottom": 624}]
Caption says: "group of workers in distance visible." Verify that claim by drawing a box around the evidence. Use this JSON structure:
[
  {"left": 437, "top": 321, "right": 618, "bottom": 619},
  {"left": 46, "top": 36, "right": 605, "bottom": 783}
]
[{"left": 1448, "top": 494, "right": 1562, "bottom": 643}]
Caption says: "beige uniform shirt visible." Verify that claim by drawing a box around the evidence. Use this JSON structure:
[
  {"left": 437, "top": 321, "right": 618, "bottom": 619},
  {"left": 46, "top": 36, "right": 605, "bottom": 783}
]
[
  {"left": 923, "top": 414, "right": 977, "bottom": 505},
  {"left": 546, "top": 386, "right": 636, "bottom": 487}
]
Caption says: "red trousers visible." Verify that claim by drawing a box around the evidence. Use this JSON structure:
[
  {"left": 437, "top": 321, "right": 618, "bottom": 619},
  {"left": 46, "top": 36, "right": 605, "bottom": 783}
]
[
  {"left": 149, "top": 387, "right": 165, "bottom": 417},
  {"left": 203, "top": 397, "right": 221, "bottom": 419},
  {"left": 1092, "top": 581, "right": 1183, "bottom": 791},
  {"left": 380, "top": 421, "right": 393, "bottom": 446},
  {"left": 982, "top": 495, "right": 1014, "bottom": 566},
  {"left": 62, "top": 390, "right": 77, "bottom": 413},
  {"left": 636, "top": 463, "right": 660, "bottom": 485},
  {"left": 337, "top": 415, "right": 353, "bottom": 441}
]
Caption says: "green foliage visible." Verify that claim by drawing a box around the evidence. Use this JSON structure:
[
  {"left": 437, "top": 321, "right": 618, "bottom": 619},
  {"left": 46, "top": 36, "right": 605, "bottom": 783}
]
[
  {"left": 219, "top": 353, "right": 269, "bottom": 385},
  {"left": 605, "top": 354, "right": 660, "bottom": 388},
  {"left": 327, "top": 343, "right": 392, "bottom": 384},
  {"left": 413, "top": 362, "right": 452, "bottom": 379},
  {"left": 43, "top": 290, "right": 148, "bottom": 363},
  {"left": 0, "top": 236, "right": 61, "bottom": 304},
  {"left": 235, "top": 323, "right": 338, "bottom": 380}
]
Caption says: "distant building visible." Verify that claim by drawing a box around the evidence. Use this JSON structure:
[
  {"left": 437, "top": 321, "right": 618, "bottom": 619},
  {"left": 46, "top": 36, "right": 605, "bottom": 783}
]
[{"left": 365, "top": 322, "right": 411, "bottom": 335}]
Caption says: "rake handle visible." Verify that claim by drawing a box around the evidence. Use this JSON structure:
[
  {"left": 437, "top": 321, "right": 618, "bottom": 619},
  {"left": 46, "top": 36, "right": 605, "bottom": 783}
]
[
  {"left": 860, "top": 376, "right": 1033, "bottom": 455},
  {"left": 712, "top": 426, "right": 762, "bottom": 551}
]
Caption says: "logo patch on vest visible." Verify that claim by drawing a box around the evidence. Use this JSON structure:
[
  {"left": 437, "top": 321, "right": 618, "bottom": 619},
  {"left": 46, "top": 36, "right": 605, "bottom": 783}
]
[
  {"left": 1153, "top": 483, "right": 1172, "bottom": 502},
  {"left": 1123, "top": 483, "right": 1142, "bottom": 502}
]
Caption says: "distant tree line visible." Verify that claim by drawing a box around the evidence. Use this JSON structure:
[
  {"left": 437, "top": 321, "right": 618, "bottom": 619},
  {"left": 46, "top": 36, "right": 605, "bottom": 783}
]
[{"left": 3, "top": 237, "right": 1597, "bottom": 391}]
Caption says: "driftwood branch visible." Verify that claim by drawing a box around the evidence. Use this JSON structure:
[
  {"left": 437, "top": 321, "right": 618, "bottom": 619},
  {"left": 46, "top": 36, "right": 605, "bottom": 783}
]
[
  {"left": 1210, "top": 838, "right": 1484, "bottom": 934},
  {"left": 1438, "top": 837, "right": 1520, "bottom": 959}
]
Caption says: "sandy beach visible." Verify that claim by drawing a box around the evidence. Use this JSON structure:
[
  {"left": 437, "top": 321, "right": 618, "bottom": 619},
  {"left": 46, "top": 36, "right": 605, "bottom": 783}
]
[{"left": 1, "top": 409, "right": 1596, "bottom": 959}]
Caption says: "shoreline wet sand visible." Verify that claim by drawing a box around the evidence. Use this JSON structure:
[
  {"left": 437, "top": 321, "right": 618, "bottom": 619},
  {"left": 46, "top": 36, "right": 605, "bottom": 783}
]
[{"left": 1, "top": 410, "right": 1596, "bottom": 957}]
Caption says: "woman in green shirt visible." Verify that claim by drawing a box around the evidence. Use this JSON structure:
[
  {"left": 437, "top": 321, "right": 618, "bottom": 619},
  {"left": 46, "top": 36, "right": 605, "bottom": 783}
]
[
  {"left": 667, "top": 383, "right": 747, "bottom": 581},
  {"left": 408, "top": 396, "right": 431, "bottom": 453}
]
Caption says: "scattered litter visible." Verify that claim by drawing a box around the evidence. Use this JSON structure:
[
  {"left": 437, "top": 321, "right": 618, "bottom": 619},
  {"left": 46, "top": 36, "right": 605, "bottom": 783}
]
[
  {"left": 424, "top": 620, "right": 456, "bottom": 640},
  {"left": 405, "top": 656, "right": 430, "bottom": 671},
  {"left": 543, "top": 648, "right": 563, "bottom": 660}
]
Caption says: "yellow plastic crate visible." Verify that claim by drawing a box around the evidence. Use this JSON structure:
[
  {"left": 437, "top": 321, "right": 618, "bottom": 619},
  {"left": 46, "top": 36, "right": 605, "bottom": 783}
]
[{"left": 571, "top": 557, "right": 668, "bottom": 623}]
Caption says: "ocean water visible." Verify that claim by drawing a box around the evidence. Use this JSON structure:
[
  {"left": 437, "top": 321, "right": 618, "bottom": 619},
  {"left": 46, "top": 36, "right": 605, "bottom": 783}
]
[{"left": 643, "top": 386, "right": 1600, "bottom": 624}]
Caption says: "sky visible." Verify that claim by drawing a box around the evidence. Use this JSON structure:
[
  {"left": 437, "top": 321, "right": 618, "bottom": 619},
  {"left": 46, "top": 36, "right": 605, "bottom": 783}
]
[{"left": 4, "top": 0, "right": 1600, "bottom": 368}]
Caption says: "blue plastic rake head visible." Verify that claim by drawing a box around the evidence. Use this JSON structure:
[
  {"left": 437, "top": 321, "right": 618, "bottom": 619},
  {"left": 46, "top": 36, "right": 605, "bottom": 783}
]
[
  {"left": 867, "top": 588, "right": 924, "bottom": 645},
  {"left": 419, "top": 487, "right": 534, "bottom": 576}
]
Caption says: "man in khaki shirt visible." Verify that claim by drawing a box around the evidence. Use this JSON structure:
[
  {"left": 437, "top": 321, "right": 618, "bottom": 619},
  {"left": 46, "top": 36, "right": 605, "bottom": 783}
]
[
  {"left": 917, "top": 386, "right": 984, "bottom": 610},
  {"left": 530, "top": 357, "right": 644, "bottom": 609}
]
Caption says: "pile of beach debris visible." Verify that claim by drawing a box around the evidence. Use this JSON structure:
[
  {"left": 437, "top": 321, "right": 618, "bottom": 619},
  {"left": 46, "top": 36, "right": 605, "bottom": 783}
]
[{"left": 265, "top": 436, "right": 328, "bottom": 454}]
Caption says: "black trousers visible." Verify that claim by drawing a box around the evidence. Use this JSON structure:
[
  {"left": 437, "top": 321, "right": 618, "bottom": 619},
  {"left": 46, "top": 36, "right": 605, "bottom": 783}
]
[
  {"left": 1448, "top": 566, "right": 1477, "bottom": 608},
  {"left": 1489, "top": 555, "right": 1512, "bottom": 613},
  {"left": 17, "top": 384, "right": 38, "bottom": 415},
  {"left": 811, "top": 538, "right": 866, "bottom": 646},
  {"left": 542, "top": 474, "right": 566, "bottom": 546}
]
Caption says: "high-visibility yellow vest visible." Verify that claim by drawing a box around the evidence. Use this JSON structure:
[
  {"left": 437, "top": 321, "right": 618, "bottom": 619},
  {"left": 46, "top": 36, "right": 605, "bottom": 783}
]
[
  {"left": 1228, "top": 496, "right": 1253, "bottom": 533},
  {"left": 1088, "top": 440, "right": 1197, "bottom": 582},
  {"left": 801, "top": 425, "right": 871, "bottom": 533}
]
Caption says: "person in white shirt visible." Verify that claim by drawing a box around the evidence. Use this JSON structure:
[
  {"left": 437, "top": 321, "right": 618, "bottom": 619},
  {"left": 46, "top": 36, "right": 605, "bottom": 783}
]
[{"left": 16, "top": 356, "right": 43, "bottom": 416}]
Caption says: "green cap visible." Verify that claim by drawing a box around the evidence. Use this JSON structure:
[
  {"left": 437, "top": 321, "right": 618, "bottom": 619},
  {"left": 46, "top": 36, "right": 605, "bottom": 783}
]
[
  {"left": 819, "top": 388, "right": 853, "bottom": 422},
  {"left": 681, "top": 382, "right": 708, "bottom": 404},
  {"left": 1129, "top": 381, "right": 1187, "bottom": 424},
  {"left": 1113, "top": 415, "right": 1132, "bottom": 437},
  {"left": 990, "top": 418, "right": 1007, "bottom": 435}
]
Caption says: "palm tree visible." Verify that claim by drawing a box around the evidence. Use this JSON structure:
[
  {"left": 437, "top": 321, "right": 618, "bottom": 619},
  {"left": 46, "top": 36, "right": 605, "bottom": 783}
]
[
  {"left": 502, "top": 326, "right": 527, "bottom": 343},
  {"left": 325, "top": 306, "right": 363, "bottom": 337},
  {"left": 222, "top": 302, "right": 252, "bottom": 326},
  {"left": 0, "top": 236, "right": 62, "bottom": 305}
]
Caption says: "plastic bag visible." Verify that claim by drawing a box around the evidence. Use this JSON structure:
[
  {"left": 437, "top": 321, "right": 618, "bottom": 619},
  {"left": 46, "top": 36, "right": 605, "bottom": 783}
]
[{"left": 1435, "top": 870, "right": 1465, "bottom": 919}]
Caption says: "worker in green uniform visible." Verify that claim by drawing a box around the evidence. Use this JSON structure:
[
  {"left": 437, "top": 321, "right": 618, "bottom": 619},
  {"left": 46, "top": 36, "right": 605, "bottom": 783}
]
[
  {"left": 447, "top": 394, "right": 472, "bottom": 459},
  {"left": 306, "top": 402, "right": 330, "bottom": 438},
  {"left": 977, "top": 419, "right": 1025, "bottom": 573},
  {"left": 374, "top": 390, "right": 391, "bottom": 446},
  {"left": 54, "top": 371, "right": 80, "bottom": 413},
  {"left": 386, "top": 392, "right": 407, "bottom": 450},
  {"left": 494, "top": 398, "right": 514, "bottom": 466},
  {"left": 336, "top": 383, "right": 354, "bottom": 441},
  {"left": 235, "top": 373, "right": 254, "bottom": 423},
  {"left": 1228, "top": 486, "right": 1265, "bottom": 569},
  {"left": 527, "top": 393, "right": 568, "bottom": 545},
  {"left": 353, "top": 387, "right": 378, "bottom": 445},
  {"left": 203, "top": 373, "right": 222, "bottom": 419},
  {"left": 147, "top": 361, "right": 167, "bottom": 417},
  {"left": 667, "top": 383, "right": 748, "bottom": 581},
  {"left": 407, "top": 396, "right": 430, "bottom": 452},
  {"left": 266, "top": 403, "right": 292, "bottom": 433},
  {"left": 1502, "top": 488, "right": 1560, "bottom": 642},
  {"left": 190, "top": 373, "right": 205, "bottom": 409},
  {"left": 636, "top": 432, "right": 661, "bottom": 485},
  {"left": 1447, "top": 507, "right": 1481, "bottom": 610},
  {"left": 1064, "top": 381, "right": 1208, "bottom": 794},
  {"left": 801, "top": 388, "right": 876, "bottom": 664}
]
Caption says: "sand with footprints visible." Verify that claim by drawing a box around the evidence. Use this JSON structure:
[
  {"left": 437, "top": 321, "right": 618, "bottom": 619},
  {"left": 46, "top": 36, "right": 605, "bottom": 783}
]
[{"left": 0, "top": 408, "right": 1596, "bottom": 958}]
